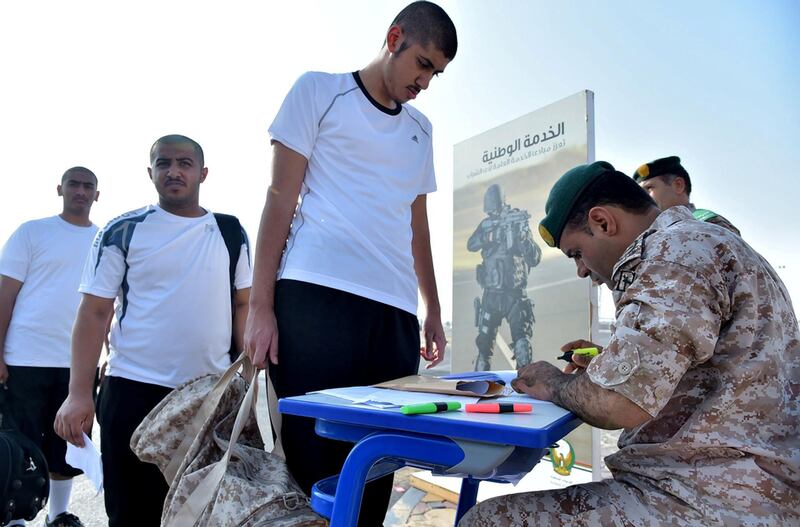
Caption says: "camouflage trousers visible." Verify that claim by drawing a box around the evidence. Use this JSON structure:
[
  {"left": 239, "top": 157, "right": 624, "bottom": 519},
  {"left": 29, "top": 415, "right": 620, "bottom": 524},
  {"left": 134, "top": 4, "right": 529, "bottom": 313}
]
[{"left": 458, "top": 479, "right": 707, "bottom": 527}]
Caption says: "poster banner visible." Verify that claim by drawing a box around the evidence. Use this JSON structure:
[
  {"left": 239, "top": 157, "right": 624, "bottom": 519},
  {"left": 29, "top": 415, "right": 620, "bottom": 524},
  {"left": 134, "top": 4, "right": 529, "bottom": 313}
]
[{"left": 452, "top": 91, "right": 596, "bottom": 468}]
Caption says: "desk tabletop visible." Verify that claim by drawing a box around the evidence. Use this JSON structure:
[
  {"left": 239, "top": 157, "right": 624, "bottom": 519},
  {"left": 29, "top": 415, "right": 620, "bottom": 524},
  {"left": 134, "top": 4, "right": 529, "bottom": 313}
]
[{"left": 279, "top": 393, "right": 582, "bottom": 449}]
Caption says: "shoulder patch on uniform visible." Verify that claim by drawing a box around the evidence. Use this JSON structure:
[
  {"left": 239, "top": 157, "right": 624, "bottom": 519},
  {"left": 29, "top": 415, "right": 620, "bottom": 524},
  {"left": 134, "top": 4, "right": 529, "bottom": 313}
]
[{"left": 614, "top": 270, "right": 637, "bottom": 292}]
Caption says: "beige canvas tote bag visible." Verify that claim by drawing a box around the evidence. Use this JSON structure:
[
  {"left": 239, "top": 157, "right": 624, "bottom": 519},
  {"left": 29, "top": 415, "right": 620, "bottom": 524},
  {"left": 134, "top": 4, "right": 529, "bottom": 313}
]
[{"left": 131, "top": 354, "right": 327, "bottom": 526}]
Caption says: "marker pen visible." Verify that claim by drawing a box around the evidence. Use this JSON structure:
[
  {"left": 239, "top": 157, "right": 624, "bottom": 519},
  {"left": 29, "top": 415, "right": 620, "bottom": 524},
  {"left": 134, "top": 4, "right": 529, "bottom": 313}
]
[
  {"left": 573, "top": 346, "right": 599, "bottom": 357},
  {"left": 400, "top": 402, "right": 461, "bottom": 415},
  {"left": 465, "top": 403, "right": 532, "bottom": 413},
  {"left": 558, "top": 346, "right": 599, "bottom": 363}
]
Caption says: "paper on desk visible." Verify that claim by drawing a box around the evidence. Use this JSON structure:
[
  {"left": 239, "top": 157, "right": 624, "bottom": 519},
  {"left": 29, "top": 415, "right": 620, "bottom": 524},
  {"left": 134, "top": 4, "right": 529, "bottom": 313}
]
[
  {"left": 65, "top": 433, "right": 103, "bottom": 493},
  {"left": 440, "top": 370, "right": 519, "bottom": 396},
  {"left": 492, "top": 393, "right": 562, "bottom": 405},
  {"left": 374, "top": 374, "right": 506, "bottom": 397},
  {"left": 311, "top": 386, "right": 480, "bottom": 409},
  {"left": 440, "top": 370, "right": 517, "bottom": 384}
]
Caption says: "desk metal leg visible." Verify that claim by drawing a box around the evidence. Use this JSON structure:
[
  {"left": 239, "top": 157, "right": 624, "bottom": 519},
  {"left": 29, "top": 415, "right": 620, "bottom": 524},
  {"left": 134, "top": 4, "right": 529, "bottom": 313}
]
[
  {"left": 455, "top": 478, "right": 480, "bottom": 525},
  {"left": 329, "top": 431, "right": 465, "bottom": 527}
]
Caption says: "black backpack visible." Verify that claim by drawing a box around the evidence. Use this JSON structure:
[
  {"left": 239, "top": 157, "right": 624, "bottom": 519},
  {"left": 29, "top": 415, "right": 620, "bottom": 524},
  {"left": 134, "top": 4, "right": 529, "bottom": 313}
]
[
  {"left": 0, "top": 390, "right": 49, "bottom": 525},
  {"left": 213, "top": 213, "right": 246, "bottom": 364}
]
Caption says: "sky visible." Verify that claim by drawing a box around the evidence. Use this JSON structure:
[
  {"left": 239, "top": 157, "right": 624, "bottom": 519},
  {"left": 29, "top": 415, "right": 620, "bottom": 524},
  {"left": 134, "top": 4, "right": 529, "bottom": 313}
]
[{"left": 1, "top": 0, "right": 798, "bottom": 322}]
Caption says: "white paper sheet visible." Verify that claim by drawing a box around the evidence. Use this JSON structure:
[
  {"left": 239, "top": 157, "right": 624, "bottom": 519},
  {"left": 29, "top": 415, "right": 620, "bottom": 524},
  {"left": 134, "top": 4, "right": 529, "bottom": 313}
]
[
  {"left": 311, "top": 386, "right": 481, "bottom": 409},
  {"left": 65, "top": 432, "right": 103, "bottom": 493},
  {"left": 440, "top": 370, "right": 518, "bottom": 385}
]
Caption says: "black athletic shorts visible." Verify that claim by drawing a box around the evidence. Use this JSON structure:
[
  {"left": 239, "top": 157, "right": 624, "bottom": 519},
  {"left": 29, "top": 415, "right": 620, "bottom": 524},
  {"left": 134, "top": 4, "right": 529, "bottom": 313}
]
[
  {"left": 270, "top": 279, "right": 421, "bottom": 527},
  {"left": 96, "top": 375, "right": 172, "bottom": 527},
  {"left": 5, "top": 366, "right": 97, "bottom": 477}
]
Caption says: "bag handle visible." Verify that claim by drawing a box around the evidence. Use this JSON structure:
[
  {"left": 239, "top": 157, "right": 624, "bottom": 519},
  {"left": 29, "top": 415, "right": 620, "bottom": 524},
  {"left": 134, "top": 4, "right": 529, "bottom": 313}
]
[
  {"left": 163, "top": 353, "right": 255, "bottom": 485},
  {"left": 168, "top": 357, "right": 260, "bottom": 526}
]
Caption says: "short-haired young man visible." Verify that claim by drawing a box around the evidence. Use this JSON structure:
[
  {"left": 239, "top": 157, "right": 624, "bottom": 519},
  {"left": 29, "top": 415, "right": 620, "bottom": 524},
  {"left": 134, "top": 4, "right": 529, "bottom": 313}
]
[
  {"left": 0, "top": 167, "right": 99, "bottom": 527},
  {"left": 461, "top": 161, "right": 799, "bottom": 526},
  {"left": 55, "top": 135, "right": 252, "bottom": 527},
  {"left": 634, "top": 155, "right": 740, "bottom": 235},
  {"left": 244, "top": 2, "right": 456, "bottom": 524}
]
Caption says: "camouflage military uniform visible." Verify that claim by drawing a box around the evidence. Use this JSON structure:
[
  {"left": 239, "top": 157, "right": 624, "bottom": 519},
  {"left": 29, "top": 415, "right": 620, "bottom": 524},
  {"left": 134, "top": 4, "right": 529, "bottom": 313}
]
[
  {"left": 461, "top": 207, "right": 799, "bottom": 526},
  {"left": 687, "top": 203, "right": 741, "bottom": 236}
]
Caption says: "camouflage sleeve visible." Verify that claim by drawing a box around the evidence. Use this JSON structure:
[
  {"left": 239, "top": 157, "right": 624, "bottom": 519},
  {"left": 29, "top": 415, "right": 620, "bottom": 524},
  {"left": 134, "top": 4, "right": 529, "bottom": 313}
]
[
  {"left": 587, "top": 259, "right": 728, "bottom": 416},
  {"left": 707, "top": 214, "right": 741, "bottom": 237}
]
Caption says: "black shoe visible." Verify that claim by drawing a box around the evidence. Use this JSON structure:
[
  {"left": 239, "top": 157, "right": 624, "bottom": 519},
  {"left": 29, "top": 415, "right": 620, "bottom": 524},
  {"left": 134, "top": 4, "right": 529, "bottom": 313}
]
[{"left": 45, "top": 512, "right": 85, "bottom": 527}]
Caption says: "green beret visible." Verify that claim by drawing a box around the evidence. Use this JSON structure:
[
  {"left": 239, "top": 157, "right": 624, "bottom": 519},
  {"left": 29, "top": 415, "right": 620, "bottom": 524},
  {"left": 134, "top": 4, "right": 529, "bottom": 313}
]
[
  {"left": 538, "top": 161, "right": 616, "bottom": 248},
  {"left": 632, "top": 156, "right": 688, "bottom": 182}
]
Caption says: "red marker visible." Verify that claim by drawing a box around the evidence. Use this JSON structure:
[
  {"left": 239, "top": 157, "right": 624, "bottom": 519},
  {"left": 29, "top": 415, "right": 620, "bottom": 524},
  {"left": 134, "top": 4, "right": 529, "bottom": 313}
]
[{"left": 465, "top": 403, "right": 532, "bottom": 414}]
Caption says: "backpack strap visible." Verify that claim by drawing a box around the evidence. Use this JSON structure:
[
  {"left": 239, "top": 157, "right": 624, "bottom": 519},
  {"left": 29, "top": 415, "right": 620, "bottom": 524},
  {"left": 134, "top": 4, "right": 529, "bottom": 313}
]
[{"left": 213, "top": 213, "right": 244, "bottom": 363}]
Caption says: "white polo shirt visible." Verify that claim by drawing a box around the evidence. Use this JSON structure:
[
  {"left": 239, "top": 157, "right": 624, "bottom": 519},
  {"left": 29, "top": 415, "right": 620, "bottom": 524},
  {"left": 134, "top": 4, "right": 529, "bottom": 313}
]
[
  {"left": 80, "top": 205, "right": 252, "bottom": 388},
  {"left": 269, "top": 71, "right": 437, "bottom": 314},
  {"left": 0, "top": 216, "right": 98, "bottom": 368}
]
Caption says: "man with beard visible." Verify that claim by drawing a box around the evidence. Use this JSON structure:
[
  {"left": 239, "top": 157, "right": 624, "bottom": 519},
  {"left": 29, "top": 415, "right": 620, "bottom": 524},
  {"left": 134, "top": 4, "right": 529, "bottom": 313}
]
[
  {"left": 462, "top": 161, "right": 798, "bottom": 526},
  {"left": 55, "top": 135, "right": 252, "bottom": 527}
]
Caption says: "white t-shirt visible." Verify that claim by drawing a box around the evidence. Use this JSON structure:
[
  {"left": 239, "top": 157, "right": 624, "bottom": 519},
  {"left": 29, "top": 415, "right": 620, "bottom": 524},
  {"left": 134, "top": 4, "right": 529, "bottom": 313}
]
[
  {"left": 269, "top": 71, "right": 437, "bottom": 314},
  {"left": 80, "top": 205, "right": 252, "bottom": 388},
  {"left": 0, "top": 216, "right": 98, "bottom": 368}
]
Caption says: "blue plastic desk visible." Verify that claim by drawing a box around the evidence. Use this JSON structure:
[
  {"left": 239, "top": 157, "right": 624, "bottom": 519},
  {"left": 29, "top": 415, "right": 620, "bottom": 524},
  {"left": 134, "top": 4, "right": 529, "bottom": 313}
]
[{"left": 279, "top": 393, "right": 581, "bottom": 527}]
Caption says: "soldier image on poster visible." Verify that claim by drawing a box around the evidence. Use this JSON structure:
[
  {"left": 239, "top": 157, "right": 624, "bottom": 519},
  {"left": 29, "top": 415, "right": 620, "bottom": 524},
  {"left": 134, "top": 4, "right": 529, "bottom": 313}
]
[{"left": 468, "top": 184, "right": 541, "bottom": 371}]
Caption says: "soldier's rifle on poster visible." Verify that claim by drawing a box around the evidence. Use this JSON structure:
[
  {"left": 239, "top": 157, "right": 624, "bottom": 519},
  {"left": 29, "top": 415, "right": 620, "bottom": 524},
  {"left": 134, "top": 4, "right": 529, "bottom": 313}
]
[{"left": 482, "top": 208, "right": 532, "bottom": 251}]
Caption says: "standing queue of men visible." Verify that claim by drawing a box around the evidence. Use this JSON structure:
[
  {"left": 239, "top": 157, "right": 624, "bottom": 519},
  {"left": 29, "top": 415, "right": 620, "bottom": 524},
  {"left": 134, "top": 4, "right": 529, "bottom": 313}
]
[{"left": 1, "top": 1, "right": 797, "bottom": 526}]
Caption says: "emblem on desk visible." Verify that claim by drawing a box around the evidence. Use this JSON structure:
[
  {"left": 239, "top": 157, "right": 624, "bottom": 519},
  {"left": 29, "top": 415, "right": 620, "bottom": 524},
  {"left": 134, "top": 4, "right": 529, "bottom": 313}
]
[{"left": 549, "top": 439, "right": 575, "bottom": 476}]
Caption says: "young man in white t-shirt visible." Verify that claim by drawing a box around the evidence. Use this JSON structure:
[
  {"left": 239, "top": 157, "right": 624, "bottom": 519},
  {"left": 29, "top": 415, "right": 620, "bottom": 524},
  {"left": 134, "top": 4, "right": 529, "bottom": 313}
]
[
  {"left": 244, "top": 2, "right": 457, "bottom": 524},
  {"left": 54, "top": 135, "right": 252, "bottom": 527},
  {"left": 0, "top": 167, "right": 99, "bottom": 527}
]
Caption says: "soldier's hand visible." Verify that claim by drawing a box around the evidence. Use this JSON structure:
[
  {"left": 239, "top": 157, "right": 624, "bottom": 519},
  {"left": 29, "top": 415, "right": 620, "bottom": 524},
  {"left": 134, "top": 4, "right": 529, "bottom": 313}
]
[
  {"left": 420, "top": 314, "right": 447, "bottom": 369},
  {"left": 54, "top": 394, "right": 94, "bottom": 447},
  {"left": 244, "top": 306, "right": 279, "bottom": 369},
  {"left": 512, "top": 361, "right": 564, "bottom": 401},
  {"left": 560, "top": 339, "right": 603, "bottom": 374}
]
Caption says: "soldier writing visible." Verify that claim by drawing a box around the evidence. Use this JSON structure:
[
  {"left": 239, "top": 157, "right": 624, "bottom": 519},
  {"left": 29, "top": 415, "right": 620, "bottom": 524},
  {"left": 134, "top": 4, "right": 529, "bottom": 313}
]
[{"left": 462, "top": 161, "right": 799, "bottom": 526}]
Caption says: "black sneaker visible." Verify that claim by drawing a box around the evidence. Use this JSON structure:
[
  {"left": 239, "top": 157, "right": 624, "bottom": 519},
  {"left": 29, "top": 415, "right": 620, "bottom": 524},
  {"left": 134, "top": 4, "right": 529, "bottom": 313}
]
[{"left": 45, "top": 512, "right": 85, "bottom": 527}]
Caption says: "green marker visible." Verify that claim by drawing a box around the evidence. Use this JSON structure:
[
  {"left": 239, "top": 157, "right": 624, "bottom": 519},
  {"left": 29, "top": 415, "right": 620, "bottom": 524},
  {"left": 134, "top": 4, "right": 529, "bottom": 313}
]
[{"left": 400, "top": 402, "right": 461, "bottom": 415}]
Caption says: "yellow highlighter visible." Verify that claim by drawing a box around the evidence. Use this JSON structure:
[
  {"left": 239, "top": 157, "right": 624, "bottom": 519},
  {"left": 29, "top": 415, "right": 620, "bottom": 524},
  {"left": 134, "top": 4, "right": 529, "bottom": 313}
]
[
  {"left": 557, "top": 346, "right": 599, "bottom": 363},
  {"left": 573, "top": 347, "right": 599, "bottom": 357}
]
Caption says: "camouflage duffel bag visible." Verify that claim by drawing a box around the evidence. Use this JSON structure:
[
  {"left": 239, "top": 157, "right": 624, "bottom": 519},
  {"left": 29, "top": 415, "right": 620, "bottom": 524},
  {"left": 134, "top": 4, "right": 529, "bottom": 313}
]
[{"left": 131, "top": 354, "right": 327, "bottom": 527}]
